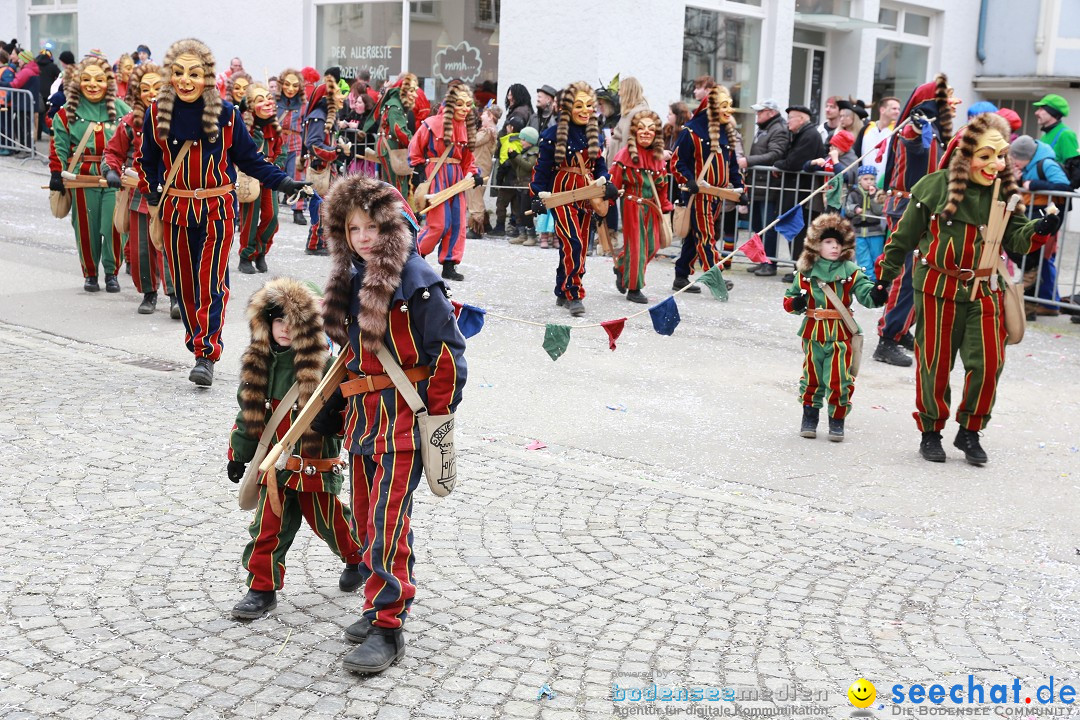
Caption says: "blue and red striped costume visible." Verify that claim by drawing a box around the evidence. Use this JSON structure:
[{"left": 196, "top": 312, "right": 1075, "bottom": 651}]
[
  {"left": 304, "top": 87, "right": 340, "bottom": 252},
  {"left": 135, "top": 98, "right": 289, "bottom": 362},
  {"left": 411, "top": 114, "right": 477, "bottom": 264},
  {"left": 530, "top": 124, "right": 609, "bottom": 301}
]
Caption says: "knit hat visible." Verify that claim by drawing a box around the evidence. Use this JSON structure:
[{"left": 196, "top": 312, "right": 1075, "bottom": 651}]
[
  {"left": 857, "top": 165, "right": 877, "bottom": 177},
  {"left": 17, "top": 50, "right": 33, "bottom": 64},
  {"left": 830, "top": 129, "right": 855, "bottom": 153},
  {"left": 1010, "top": 135, "right": 1037, "bottom": 163},
  {"left": 996, "top": 107, "right": 1022, "bottom": 132},
  {"left": 967, "top": 100, "right": 998, "bottom": 118},
  {"left": 59, "top": 50, "right": 75, "bottom": 65},
  {"left": 519, "top": 126, "right": 539, "bottom": 145},
  {"left": 1034, "top": 93, "right": 1069, "bottom": 119},
  {"left": 483, "top": 103, "right": 503, "bottom": 122},
  {"left": 85, "top": 48, "right": 108, "bottom": 61}
]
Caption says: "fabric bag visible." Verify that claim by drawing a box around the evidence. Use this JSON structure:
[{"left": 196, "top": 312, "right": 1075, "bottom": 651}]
[
  {"left": 305, "top": 160, "right": 331, "bottom": 196},
  {"left": 818, "top": 280, "right": 864, "bottom": 377},
  {"left": 112, "top": 187, "right": 131, "bottom": 233},
  {"left": 999, "top": 258, "right": 1025, "bottom": 345},
  {"left": 672, "top": 151, "right": 716, "bottom": 239},
  {"left": 149, "top": 141, "right": 193, "bottom": 252},
  {"left": 388, "top": 148, "right": 412, "bottom": 176},
  {"left": 50, "top": 122, "right": 98, "bottom": 219},
  {"left": 235, "top": 170, "right": 260, "bottom": 203},
  {"left": 374, "top": 345, "right": 456, "bottom": 497}
]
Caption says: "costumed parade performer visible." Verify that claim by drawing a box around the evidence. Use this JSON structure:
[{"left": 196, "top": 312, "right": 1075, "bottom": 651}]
[
  {"left": 237, "top": 82, "right": 285, "bottom": 274},
  {"left": 135, "top": 38, "right": 308, "bottom": 387},
  {"left": 277, "top": 68, "right": 309, "bottom": 226},
  {"left": 303, "top": 79, "right": 348, "bottom": 256},
  {"left": 371, "top": 73, "right": 418, "bottom": 198}
]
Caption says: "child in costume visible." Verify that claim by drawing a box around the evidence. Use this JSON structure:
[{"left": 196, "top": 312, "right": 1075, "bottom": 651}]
[
  {"left": 784, "top": 214, "right": 880, "bottom": 442},
  {"left": 226, "top": 277, "right": 364, "bottom": 620},
  {"left": 872, "top": 112, "right": 1059, "bottom": 464},
  {"left": 610, "top": 110, "right": 672, "bottom": 304},
  {"left": 844, "top": 165, "right": 886, "bottom": 282},
  {"left": 316, "top": 176, "right": 466, "bottom": 674}
]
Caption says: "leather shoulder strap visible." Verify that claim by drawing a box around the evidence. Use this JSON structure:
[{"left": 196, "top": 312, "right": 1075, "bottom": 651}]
[
  {"left": 817, "top": 280, "right": 859, "bottom": 335},
  {"left": 575, "top": 151, "right": 594, "bottom": 180},
  {"left": 697, "top": 151, "right": 717, "bottom": 184},
  {"left": 160, "top": 140, "right": 193, "bottom": 197},
  {"left": 428, "top": 144, "right": 453, "bottom": 178},
  {"left": 374, "top": 345, "right": 427, "bottom": 414},
  {"left": 67, "top": 122, "right": 98, "bottom": 173}
]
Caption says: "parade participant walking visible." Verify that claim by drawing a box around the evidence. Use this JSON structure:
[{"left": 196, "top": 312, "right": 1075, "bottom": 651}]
[
  {"left": 237, "top": 82, "right": 284, "bottom": 274},
  {"left": 103, "top": 62, "right": 179, "bottom": 317},
  {"left": 135, "top": 38, "right": 307, "bottom": 388},
  {"left": 49, "top": 54, "right": 131, "bottom": 292},
  {"left": 873, "top": 73, "right": 956, "bottom": 367},
  {"left": 410, "top": 83, "right": 483, "bottom": 280},
  {"left": 670, "top": 84, "right": 743, "bottom": 294},
  {"left": 277, "top": 68, "right": 309, "bottom": 226},
  {"left": 784, "top": 214, "right": 880, "bottom": 442},
  {"left": 610, "top": 110, "right": 672, "bottom": 304},
  {"left": 226, "top": 70, "right": 252, "bottom": 107},
  {"left": 315, "top": 176, "right": 467, "bottom": 674},
  {"left": 226, "top": 277, "right": 364, "bottom": 620},
  {"left": 115, "top": 54, "right": 134, "bottom": 101},
  {"left": 872, "top": 113, "right": 1059, "bottom": 464},
  {"left": 303, "top": 80, "right": 346, "bottom": 256},
  {"left": 370, "top": 73, "right": 418, "bottom": 198},
  {"left": 529, "top": 81, "right": 617, "bottom": 317}
]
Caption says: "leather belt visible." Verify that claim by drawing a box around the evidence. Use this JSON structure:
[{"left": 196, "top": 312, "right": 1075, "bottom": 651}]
[
  {"left": 81, "top": 154, "right": 103, "bottom": 162},
  {"left": 919, "top": 254, "right": 995, "bottom": 282},
  {"left": 806, "top": 308, "right": 843, "bottom": 320},
  {"left": 427, "top": 157, "right": 460, "bottom": 164},
  {"left": 284, "top": 456, "right": 345, "bottom": 476},
  {"left": 562, "top": 166, "right": 589, "bottom": 176},
  {"left": 887, "top": 189, "right": 912, "bottom": 199},
  {"left": 166, "top": 183, "right": 236, "bottom": 199},
  {"left": 340, "top": 366, "right": 431, "bottom": 398}
]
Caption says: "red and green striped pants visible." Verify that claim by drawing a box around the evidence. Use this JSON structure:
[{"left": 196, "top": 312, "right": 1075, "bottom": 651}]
[
  {"left": 238, "top": 187, "right": 279, "bottom": 262},
  {"left": 129, "top": 210, "right": 173, "bottom": 295},
  {"left": 799, "top": 337, "right": 856, "bottom": 420},
  {"left": 912, "top": 291, "right": 1005, "bottom": 433},
  {"left": 70, "top": 187, "right": 123, "bottom": 278}
]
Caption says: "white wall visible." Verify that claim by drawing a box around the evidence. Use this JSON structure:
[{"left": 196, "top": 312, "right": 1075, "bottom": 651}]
[{"left": 75, "top": 0, "right": 305, "bottom": 82}]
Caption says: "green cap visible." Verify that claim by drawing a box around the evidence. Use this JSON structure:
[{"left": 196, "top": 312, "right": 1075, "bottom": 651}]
[{"left": 1034, "top": 93, "right": 1070, "bottom": 117}]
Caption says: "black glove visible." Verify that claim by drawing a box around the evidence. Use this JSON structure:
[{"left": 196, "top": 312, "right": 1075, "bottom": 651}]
[
  {"left": 507, "top": 150, "right": 520, "bottom": 160},
  {"left": 909, "top": 109, "right": 928, "bottom": 129},
  {"left": 145, "top": 188, "right": 161, "bottom": 207},
  {"left": 227, "top": 460, "right": 246, "bottom": 483},
  {"left": 603, "top": 182, "right": 619, "bottom": 201},
  {"left": 869, "top": 283, "right": 890, "bottom": 307},
  {"left": 278, "top": 178, "right": 310, "bottom": 198},
  {"left": 790, "top": 293, "right": 808, "bottom": 312},
  {"left": 49, "top": 171, "right": 64, "bottom": 192},
  {"left": 531, "top": 196, "right": 546, "bottom": 217},
  {"left": 684, "top": 177, "right": 699, "bottom": 195},
  {"left": 104, "top": 168, "right": 122, "bottom": 189},
  {"left": 737, "top": 191, "right": 750, "bottom": 206},
  {"left": 311, "top": 388, "right": 346, "bottom": 436},
  {"left": 1034, "top": 212, "right": 1061, "bottom": 235},
  {"left": 411, "top": 165, "right": 426, "bottom": 189},
  {"left": 472, "top": 172, "right": 484, "bottom": 188}
]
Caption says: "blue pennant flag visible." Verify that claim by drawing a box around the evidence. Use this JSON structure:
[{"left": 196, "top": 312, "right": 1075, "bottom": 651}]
[
  {"left": 457, "top": 303, "right": 486, "bottom": 339},
  {"left": 775, "top": 206, "right": 806, "bottom": 243},
  {"left": 649, "top": 296, "right": 681, "bottom": 336},
  {"left": 920, "top": 120, "right": 934, "bottom": 149}
]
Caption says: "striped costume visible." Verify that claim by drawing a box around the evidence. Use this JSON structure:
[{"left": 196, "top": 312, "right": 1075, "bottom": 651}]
[
  {"left": 135, "top": 98, "right": 289, "bottom": 362},
  {"left": 411, "top": 114, "right": 477, "bottom": 264},
  {"left": 610, "top": 146, "right": 672, "bottom": 292},
  {"left": 373, "top": 87, "right": 414, "bottom": 198},
  {"left": 303, "top": 85, "right": 340, "bottom": 253},
  {"left": 277, "top": 92, "right": 307, "bottom": 214},
  {"left": 238, "top": 117, "right": 284, "bottom": 264}
]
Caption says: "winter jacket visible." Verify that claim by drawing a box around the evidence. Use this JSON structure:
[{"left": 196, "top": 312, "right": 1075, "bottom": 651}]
[
  {"left": 746, "top": 113, "right": 789, "bottom": 168},
  {"left": 509, "top": 144, "right": 539, "bottom": 187},
  {"left": 844, "top": 186, "right": 886, "bottom": 236},
  {"left": 1021, "top": 140, "right": 1071, "bottom": 192},
  {"left": 774, "top": 122, "right": 826, "bottom": 199},
  {"left": 1040, "top": 121, "right": 1079, "bottom": 164}
]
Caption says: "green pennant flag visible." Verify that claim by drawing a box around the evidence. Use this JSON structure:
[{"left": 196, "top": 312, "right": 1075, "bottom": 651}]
[
  {"left": 697, "top": 265, "right": 729, "bottom": 301},
  {"left": 542, "top": 324, "right": 572, "bottom": 361}
]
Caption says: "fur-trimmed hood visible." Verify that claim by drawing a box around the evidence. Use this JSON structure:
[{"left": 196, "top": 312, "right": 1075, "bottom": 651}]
[
  {"left": 938, "top": 112, "right": 1023, "bottom": 221},
  {"left": 239, "top": 278, "right": 327, "bottom": 450},
  {"left": 321, "top": 176, "right": 417, "bottom": 352},
  {"left": 798, "top": 213, "right": 856, "bottom": 274}
]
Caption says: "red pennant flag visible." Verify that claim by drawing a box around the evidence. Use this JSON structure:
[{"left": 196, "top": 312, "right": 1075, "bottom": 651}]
[
  {"left": 875, "top": 136, "right": 889, "bottom": 163},
  {"left": 450, "top": 300, "right": 463, "bottom": 318},
  {"left": 601, "top": 318, "right": 626, "bottom": 351},
  {"left": 739, "top": 233, "right": 769, "bottom": 264}
]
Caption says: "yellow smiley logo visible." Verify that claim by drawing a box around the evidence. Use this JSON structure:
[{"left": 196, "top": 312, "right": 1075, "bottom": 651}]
[{"left": 848, "top": 678, "right": 876, "bottom": 708}]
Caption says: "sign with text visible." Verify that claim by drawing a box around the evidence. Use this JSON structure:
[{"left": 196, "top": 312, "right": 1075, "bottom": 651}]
[{"left": 433, "top": 41, "right": 483, "bottom": 84}]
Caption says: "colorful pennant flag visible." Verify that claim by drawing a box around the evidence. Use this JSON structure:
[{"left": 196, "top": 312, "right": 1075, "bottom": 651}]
[
  {"left": 920, "top": 120, "right": 933, "bottom": 149},
  {"left": 649, "top": 296, "right": 680, "bottom": 336},
  {"left": 456, "top": 304, "right": 486, "bottom": 339},
  {"left": 775, "top": 206, "right": 805, "bottom": 243},
  {"left": 697, "top": 266, "right": 729, "bottom": 301},
  {"left": 543, "top": 324, "right": 571, "bottom": 361},
  {"left": 601, "top": 318, "right": 626, "bottom": 350},
  {"left": 875, "top": 136, "right": 889, "bottom": 163},
  {"left": 739, "top": 233, "right": 769, "bottom": 264}
]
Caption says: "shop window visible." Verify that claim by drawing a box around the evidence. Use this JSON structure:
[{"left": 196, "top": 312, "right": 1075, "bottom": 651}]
[
  {"left": 316, "top": 2, "right": 403, "bottom": 88},
  {"left": 28, "top": 0, "right": 77, "bottom": 56},
  {"left": 476, "top": 0, "right": 500, "bottom": 28},
  {"left": 873, "top": 40, "right": 928, "bottom": 104}
]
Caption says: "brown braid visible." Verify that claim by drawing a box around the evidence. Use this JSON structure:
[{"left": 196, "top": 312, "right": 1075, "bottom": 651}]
[
  {"left": 554, "top": 81, "right": 599, "bottom": 164},
  {"left": 934, "top": 73, "right": 954, "bottom": 144},
  {"left": 66, "top": 57, "right": 119, "bottom": 122},
  {"left": 157, "top": 38, "right": 223, "bottom": 142},
  {"left": 627, "top": 110, "right": 663, "bottom": 165},
  {"left": 940, "top": 113, "right": 1023, "bottom": 221}
]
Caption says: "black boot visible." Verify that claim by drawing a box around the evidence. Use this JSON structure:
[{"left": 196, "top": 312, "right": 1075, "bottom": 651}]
[
  {"left": 255, "top": 255, "right": 268, "bottom": 273},
  {"left": 490, "top": 222, "right": 506, "bottom": 236},
  {"left": 104, "top": 274, "right": 121, "bottom": 293},
  {"left": 873, "top": 337, "right": 913, "bottom": 367},
  {"left": 293, "top": 209, "right": 307, "bottom": 226},
  {"left": 231, "top": 589, "right": 277, "bottom": 619},
  {"left": 189, "top": 357, "right": 215, "bottom": 387},
  {"left": 567, "top": 299, "right": 585, "bottom": 317},
  {"left": 169, "top": 295, "right": 181, "bottom": 320},
  {"left": 238, "top": 257, "right": 257, "bottom": 274},
  {"left": 672, "top": 275, "right": 701, "bottom": 294},
  {"left": 442, "top": 261, "right": 464, "bottom": 281},
  {"left": 800, "top": 406, "right": 819, "bottom": 438},
  {"left": 614, "top": 267, "right": 626, "bottom": 294},
  {"left": 84, "top": 276, "right": 100, "bottom": 292},
  {"left": 828, "top": 416, "right": 845, "bottom": 442},
  {"left": 339, "top": 563, "right": 364, "bottom": 593},
  {"left": 343, "top": 616, "right": 372, "bottom": 644},
  {"left": 898, "top": 332, "right": 915, "bottom": 351},
  {"left": 342, "top": 626, "right": 405, "bottom": 674},
  {"left": 920, "top": 431, "right": 947, "bottom": 463},
  {"left": 626, "top": 289, "right": 648, "bottom": 304},
  {"left": 138, "top": 291, "right": 158, "bottom": 315},
  {"left": 953, "top": 427, "right": 988, "bottom": 465}
]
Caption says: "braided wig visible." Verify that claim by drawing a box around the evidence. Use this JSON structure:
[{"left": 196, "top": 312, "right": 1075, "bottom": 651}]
[
  {"left": 65, "top": 56, "right": 118, "bottom": 121},
  {"left": 554, "top": 81, "right": 599, "bottom": 164},
  {"left": 626, "top": 110, "right": 663, "bottom": 165},
  {"left": 442, "top": 83, "right": 477, "bottom": 148},
  {"left": 125, "top": 62, "right": 161, "bottom": 128},
  {"left": 941, "top": 112, "right": 1022, "bottom": 221},
  {"left": 156, "top": 38, "right": 223, "bottom": 142}
]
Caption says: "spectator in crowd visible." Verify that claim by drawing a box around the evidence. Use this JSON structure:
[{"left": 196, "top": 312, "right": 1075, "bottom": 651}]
[
  {"left": 503, "top": 82, "right": 533, "bottom": 131},
  {"left": 1033, "top": 93, "right": 1078, "bottom": 164},
  {"left": 741, "top": 98, "right": 789, "bottom": 276},
  {"left": 605, "top": 76, "right": 649, "bottom": 164},
  {"left": 692, "top": 75, "right": 716, "bottom": 102},
  {"left": 844, "top": 165, "right": 886, "bottom": 282},
  {"left": 817, "top": 95, "right": 841, "bottom": 144},
  {"left": 1009, "top": 134, "right": 1071, "bottom": 318},
  {"left": 493, "top": 114, "right": 526, "bottom": 237},
  {"left": 507, "top": 125, "right": 541, "bottom": 245},
  {"left": 355, "top": 70, "right": 379, "bottom": 103},
  {"left": 8, "top": 50, "right": 41, "bottom": 148},
  {"left": 535, "top": 84, "right": 558, "bottom": 131},
  {"left": 267, "top": 75, "right": 280, "bottom": 99},
  {"left": 966, "top": 100, "right": 997, "bottom": 119},
  {"left": 597, "top": 87, "right": 619, "bottom": 132},
  {"left": 807, "top": 129, "right": 857, "bottom": 213},
  {"left": 837, "top": 100, "right": 863, "bottom": 143},
  {"left": 996, "top": 107, "right": 1022, "bottom": 141},
  {"left": 474, "top": 79, "right": 496, "bottom": 110},
  {"left": 775, "top": 104, "right": 826, "bottom": 282},
  {"left": 339, "top": 80, "right": 376, "bottom": 176},
  {"left": 662, "top": 101, "right": 691, "bottom": 159},
  {"left": 36, "top": 49, "right": 59, "bottom": 116},
  {"left": 859, "top": 96, "right": 899, "bottom": 176},
  {"left": 136, "top": 44, "right": 151, "bottom": 64}
]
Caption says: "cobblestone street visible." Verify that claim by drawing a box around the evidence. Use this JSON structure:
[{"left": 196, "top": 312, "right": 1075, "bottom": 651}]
[{"left": 1, "top": 158, "right": 1079, "bottom": 719}]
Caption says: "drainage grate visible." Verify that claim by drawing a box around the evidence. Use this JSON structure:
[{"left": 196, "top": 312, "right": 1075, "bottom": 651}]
[{"left": 121, "top": 357, "right": 188, "bottom": 372}]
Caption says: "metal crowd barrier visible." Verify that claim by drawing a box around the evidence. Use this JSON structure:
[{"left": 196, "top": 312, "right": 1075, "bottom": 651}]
[{"left": 0, "top": 86, "right": 40, "bottom": 157}]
